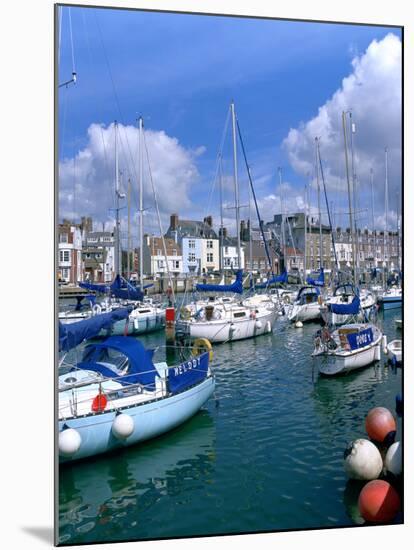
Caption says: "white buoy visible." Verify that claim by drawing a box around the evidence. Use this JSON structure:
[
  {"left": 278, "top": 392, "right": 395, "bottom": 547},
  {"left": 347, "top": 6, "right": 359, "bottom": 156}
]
[
  {"left": 382, "top": 334, "right": 388, "bottom": 354},
  {"left": 266, "top": 321, "right": 272, "bottom": 333},
  {"left": 255, "top": 320, "right": 263, "bottom": 330},
  {"left": 59, "top": 428, "right": 81, "bottom": 457},
  {"left": 112, "top": 413, "right": 134, "bottom": 440},
  {"left": 344, "top": 438, "right": 383, "bottom": 480},
  {"left": 278, "top": 310, "right": 283, "bottom": 316},
  {"left": 385, "top": 441, "right": 402, "bottom": 476},
  {"left": 295, "top": 321, "right": 303, "bottom": 328}
]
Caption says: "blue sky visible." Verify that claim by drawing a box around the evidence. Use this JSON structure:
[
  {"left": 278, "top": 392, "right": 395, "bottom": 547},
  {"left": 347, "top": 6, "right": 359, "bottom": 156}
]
[{"left": 58, "top": 5, "right": 402, "bottom": 238}]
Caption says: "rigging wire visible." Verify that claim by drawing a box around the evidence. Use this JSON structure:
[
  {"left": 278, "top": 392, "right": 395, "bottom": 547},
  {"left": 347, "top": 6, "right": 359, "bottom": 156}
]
[{"left": 143, "top": 130, "right": 176, "bottom": 304}]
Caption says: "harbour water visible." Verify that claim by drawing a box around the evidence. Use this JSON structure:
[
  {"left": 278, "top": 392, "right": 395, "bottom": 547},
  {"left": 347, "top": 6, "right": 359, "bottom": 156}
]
[{"left": 58, "top": 307, "right": 402, "bottom": 544}]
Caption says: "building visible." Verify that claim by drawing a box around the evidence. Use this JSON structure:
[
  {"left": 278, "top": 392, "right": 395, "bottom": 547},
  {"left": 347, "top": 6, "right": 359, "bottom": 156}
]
[
  {"left": 266, "top": 213, "right": 333, "bottom": 273},
  {"left": 83, "top": 230, "right": 116, "bottom": 282},
  {"left": 165, "top": 214, "right": 220, "bottom": 274},
  {"left": 220, "top": 228, "right": 245, "bottom": 271},
  {"left": 143, "top": 236, "right": 183, "bottom": 277},
  {"left": 283, "top": 247, "right": 304, "bottom": 272},
  {"left": 58, "top": 221, "right": 83, "bottom": 284}
]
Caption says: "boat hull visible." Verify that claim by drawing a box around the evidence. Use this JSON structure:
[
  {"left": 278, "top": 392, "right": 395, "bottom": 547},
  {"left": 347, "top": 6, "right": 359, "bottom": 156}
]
[
  {"left": 287, "top": 302, "right": 321, "bottom": 323},
  {"left": 177, "top": 309, "right": 276, "bottom": 343},
  {"left": 108, "top": 312, "right": 165, "bottom": 335},
  {"left": 380, "top": 298, "right": 402, "bottom": 310},
  {"left": 316, "top": 340, "right": 381, "bottom": 376},
  {"left": 59, "top": 376, "right": 215, "bottom": 463}
]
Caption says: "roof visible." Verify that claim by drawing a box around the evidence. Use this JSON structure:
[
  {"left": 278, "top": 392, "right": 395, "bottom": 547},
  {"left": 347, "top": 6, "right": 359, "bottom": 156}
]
[
  {"left": 146, "top": 236, "right": 182, "bottom": 255},
  {"left": 166, "top": 219, "right": 217, "bottom": 240},
  {"left": 284, "top": 247, "right": 303, "bottom": 256}
]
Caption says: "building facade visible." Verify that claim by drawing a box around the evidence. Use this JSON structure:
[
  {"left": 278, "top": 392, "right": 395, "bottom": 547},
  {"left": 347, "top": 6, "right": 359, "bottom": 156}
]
[
  {"left": 83, "top": 230, "right": 116, "bottom": 282},
  {"left": 143, "top": 236, "right": 183, "bottom": 277},
  {"left": 58, "top": 222, "right": 83, "bottom": 284}
]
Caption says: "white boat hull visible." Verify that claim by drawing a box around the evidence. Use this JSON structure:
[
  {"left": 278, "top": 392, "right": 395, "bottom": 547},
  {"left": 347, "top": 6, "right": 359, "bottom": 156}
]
[
  {"left": 316, "top": 337, "right": 382, "bottom": 376},
  {"left": 287, "top": 302, "right": 321, "bottom": 323},
  {"left": 178, "top": 309, "right": 276, "bottom": 342}
]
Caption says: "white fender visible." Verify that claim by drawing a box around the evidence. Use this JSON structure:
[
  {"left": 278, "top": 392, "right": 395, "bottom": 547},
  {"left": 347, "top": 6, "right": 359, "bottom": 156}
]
[
  {"left": 112, "top": 413, "right": 135, "bottom": 440},
  {"left": 59, "top": 428, "right": 81, "bottom": 457}
]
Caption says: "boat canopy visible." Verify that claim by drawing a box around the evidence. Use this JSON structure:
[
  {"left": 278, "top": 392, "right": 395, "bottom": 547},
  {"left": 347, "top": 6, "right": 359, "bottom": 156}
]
[
  {"left": 76, "top": 335, "right": 210, "bottom": 392},
  {"left": 74, "top": 294, "right": 96, "bottom": 311},
  {"left": 328, "top": 295, "right": 360, "bottom": 315},
  {"left": 306, "top": 268, "right": 325, "bottom": 287},
  {"left": 196, "top": 270, "right": 243, "bottom": 294},
  {"left": 297, "top": 286, "right": 320, "bottom": 298},
  {"left": 59, "top": 308, "right": 131, "bottom": 352},
  {"left": 78, "top": 335, "right": 158, "bottom": 388},
  {"left": 80, "top": 275, "right": 145, "bottom": 301},
  {"left": 255, "top": 269, "right": 288, "bottom": 289},
  {"left": 346, "top": 326, "right": 373, "bottom": 350}
]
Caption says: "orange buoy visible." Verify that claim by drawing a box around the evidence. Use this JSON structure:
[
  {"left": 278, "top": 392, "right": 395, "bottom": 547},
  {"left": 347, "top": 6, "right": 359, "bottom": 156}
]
[
  {"left": 358, "top": 480, "right": 401, "bottom": 523},
  {"left": 92, "top": 393, "right": 107, "bottom": 412},
  {"left": 365, "top": 407, "right": 396, "bottom": 445}
]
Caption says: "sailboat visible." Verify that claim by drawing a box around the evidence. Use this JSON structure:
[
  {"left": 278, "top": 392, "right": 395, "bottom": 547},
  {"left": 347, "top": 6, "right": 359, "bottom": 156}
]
[
  {"left": 176, "top": 102, "right": 277, "bottom": 343},
  {"left": 320, "top": 283, "right": 376, "bottom": 325},
  {"left": 58, "top": 310, "right": 215, "bottom": 463},
  {"left": 310, "top": 114, "right": 383, "bottom": 375},
  {"left": 69, "top": 119, "right": 166, "bottom": 335},
  {"left": 377, "top": 148, "right": 402, "bottom": 311}
]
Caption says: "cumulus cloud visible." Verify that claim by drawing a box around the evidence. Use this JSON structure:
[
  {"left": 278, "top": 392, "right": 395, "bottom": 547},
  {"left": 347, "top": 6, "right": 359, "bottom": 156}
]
[
  {"left": 59, "top": 122, "right": 204, "bottom": 231},
  {"left": 283, "top": 33, "right": 401, "bottom": 227}
]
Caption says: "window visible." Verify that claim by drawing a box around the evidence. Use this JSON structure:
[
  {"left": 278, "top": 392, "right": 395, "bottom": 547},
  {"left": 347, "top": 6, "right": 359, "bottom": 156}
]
[
  {"left": 62, "top": 268, "right": 69, "bottom": 279},
  {"left": 157, "top": 260, "right": 164, "bottom": 269},
  {"left": 172, "top": 249, "right": 177, "bottom": 256},
  {"left": 188, "top": 253, "right": 196, "bottom": 262},
  {"left": 59, "top": 233, "right": 68, "bottom": 243},
  {"left": 174, "top": 261, "right": 180, "bottom": 269},
  {"left": 206, "top": 253, "right": 213, "bottom": 263},
  {"left": 59, "top": 250, "right": 70, "bottom": 263},
  {"left": 207, "top": 240, "right": 213, "bottom": 249},
  {"left": 157, "top": 249, "right": 162, "bottom": 256},
  {"left": 188, "top": 239, "right": 196, "bottom": 249}
]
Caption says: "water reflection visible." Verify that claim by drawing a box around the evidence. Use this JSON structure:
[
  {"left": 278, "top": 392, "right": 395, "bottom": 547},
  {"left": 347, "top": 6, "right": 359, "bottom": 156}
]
[{"left": 59, "top": 411, "right": 216, "bottom": 544}]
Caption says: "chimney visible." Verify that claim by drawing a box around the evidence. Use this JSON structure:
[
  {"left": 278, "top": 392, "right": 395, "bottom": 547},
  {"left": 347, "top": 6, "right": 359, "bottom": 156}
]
[
  {"left": 204, "top": 215, "right": 213, "bottom": 227},
  {"left": 170, "top": 213, "right": 178, "bottom": 230}
]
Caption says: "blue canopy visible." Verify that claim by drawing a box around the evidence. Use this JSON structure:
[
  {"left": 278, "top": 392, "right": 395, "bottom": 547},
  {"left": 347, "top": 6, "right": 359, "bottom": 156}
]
[
  {"left": 59, "top": 308, "right": 131, "bottom": 352},
  {"left": 328, "top": 295, "right": 360, "bottom": 315},
  {"left": 78, "top": 335, "right": 158, "bottom": 388},
  {"left": 196, "top": 270, "right": 243, "bottom": 294},
  {"left": 347, "top": 327, "right": 373, "bottom": 350},
  {"left": 255, "top": 270, "right": 288, "bottom": 289},
  {"left": 306, "top": 268, "right": 325, "bottom": 287},
  {"left": 80, "top": 275, "right": 144, "bottom": 301},
  {"left": 74, "top": 294, "right": 96, "bottom": 311}
]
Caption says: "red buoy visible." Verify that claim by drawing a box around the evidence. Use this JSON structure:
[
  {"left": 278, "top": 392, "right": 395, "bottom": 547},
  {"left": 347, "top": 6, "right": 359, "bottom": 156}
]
[
  {"left": 358, "top": 480, "right": 401, "bottom": 523},
  {"left": 365, "top": 407, "right": 396, "bottom": 445}
]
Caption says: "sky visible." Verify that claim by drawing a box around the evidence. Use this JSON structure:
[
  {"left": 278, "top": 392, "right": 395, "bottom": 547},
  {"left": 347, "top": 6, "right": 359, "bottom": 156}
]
[{"left": 58, "top": 5, "right": 402, "bottom": 248}]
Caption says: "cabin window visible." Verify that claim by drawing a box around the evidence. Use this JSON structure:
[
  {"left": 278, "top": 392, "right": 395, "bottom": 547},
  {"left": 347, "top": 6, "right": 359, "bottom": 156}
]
[{"left": 233, "top": 311, "right": 246, "bottom": 318}]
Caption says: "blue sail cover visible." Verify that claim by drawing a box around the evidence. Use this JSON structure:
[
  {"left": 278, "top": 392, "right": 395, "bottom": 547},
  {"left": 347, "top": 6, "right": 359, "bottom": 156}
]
[
  {"left": 77, "top": 336, "right": 158, "bottom": 388},
  {"left": 306, "top": 268, "right": 325, "bottom": 287},
  {"left": 80, "top": 275, "right": 144, "bottom": 301},
  {"left": 168, "top": 352, "right": 209, "bottom": 394},
  {"left": 347, "top": 327, "right": 373, "bottom": 350},
  {"left": 328, "top": 295, "right": 360, "bottom": 315},
  {"left": 59, "top": 308, "right": 131, "bottom": 352},
  {"left": 255, "top": 270, "right": 288, "bottom": 289},
  {"left": 196, "top": 270, "right": 243, "bottom": 294}
]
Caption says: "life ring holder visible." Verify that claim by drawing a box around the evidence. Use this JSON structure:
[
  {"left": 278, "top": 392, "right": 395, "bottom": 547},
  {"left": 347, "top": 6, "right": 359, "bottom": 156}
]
[
  {"left": 283, "top": 294, "right": 291, "bottom": 305},
  {"left": 191, "top": 338, "right": 213, "bottom": 362}
]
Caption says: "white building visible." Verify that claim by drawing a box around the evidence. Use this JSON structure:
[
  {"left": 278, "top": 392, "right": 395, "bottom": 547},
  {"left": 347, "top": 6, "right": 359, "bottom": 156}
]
[
  {"left": 58, "top": 223, "right": 83, "bottom": 284},
  {"left": 221, "top": 237, "right": 245, "bottom": 271},
  {"left": 83, "top": 231, "right": 116, "bottom": 282},
  {"left": 143, "top": 236, "right": 183, "bottom": 277},
  {"left": 182, "top": 237, "right": 220, "bottom": 274}
]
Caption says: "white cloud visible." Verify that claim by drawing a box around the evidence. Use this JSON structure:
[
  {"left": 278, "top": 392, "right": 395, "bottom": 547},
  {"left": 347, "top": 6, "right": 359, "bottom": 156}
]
[
  {"left": 59, "top": 122, "right": 204, "bottom": 231},
  {"left": 283, "top": 33, "right": 401, "bottom": 226}
]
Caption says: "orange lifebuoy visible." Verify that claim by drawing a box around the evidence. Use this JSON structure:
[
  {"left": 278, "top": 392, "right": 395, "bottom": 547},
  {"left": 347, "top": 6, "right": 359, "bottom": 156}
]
[{"left": 92, "top": 393, "right": 107, "bottom": 412}]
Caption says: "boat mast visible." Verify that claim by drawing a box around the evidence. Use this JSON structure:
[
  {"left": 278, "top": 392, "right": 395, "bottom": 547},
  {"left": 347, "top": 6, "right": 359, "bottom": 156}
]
[
  {"left": 370, "top": 168, "right": 376, "bottom": 268},
  {"left": 231, "top": 101, "right": 241, "bottom": 269},
  {"left": 278, "top": 167, "right": 285, "bottom": 269},
  {"left": 315, "top": 138, "right": 323, "bottom": 269},
  {"left": 342, "top": 111, "right": 356, "bottom": 284},
  {"left": 218, "top": 153, "right": 224, "bottom": 274},
  {"left": 138, "top": 116, "right": 144, "bottom": 290},
  {"left": 114, "top": 120, "right": 120, "bottom": 276},
  {"left": 384, "top": 147, "right": 389, "bottom": 279},
  {"left": 304, "top": 182, "right": 308, "bottom": 282},
  {"left": 349, "top": 112, "right": 360, "bottom": 283},
  {"left": 127, "top": 177, "right": 131, "bottom": 280}
]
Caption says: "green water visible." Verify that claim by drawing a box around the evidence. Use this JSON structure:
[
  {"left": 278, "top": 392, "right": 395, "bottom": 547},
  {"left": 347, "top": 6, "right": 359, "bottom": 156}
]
[{"left": 58, "top": 308, "right": 402, "bottom": 544}]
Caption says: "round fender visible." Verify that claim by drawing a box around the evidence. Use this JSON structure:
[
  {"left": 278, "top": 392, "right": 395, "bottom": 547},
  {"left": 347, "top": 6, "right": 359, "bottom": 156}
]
[{"left": 192, "top": 338, "right": 213, "bottom": 362}]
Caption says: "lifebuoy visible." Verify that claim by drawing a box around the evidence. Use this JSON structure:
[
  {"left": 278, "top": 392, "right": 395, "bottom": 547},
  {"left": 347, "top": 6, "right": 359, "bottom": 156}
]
[
  {"left": 180, "top": 307, "right": 191, "bottom": 320},
  {"left": 191, "top": 338, "right": 213, "bottom": 362}
]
